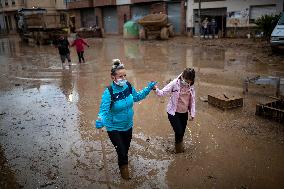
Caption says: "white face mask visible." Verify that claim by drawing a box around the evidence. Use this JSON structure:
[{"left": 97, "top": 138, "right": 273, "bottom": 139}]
[
  {"left": 115, "top": 79, "right": 127, "bottom": 86},
  {"left": 180, "top": 77, "right": 190, "bottom": 86}
]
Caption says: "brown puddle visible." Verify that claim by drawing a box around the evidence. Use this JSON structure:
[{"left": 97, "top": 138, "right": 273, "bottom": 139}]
[{"left": 0, "top": 36, "right": 284, "bottom": 188}]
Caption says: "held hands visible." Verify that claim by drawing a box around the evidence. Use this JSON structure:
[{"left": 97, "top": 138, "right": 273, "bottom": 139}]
[{"left": 147, "top": 81, "right": 157, "bottom": 90}]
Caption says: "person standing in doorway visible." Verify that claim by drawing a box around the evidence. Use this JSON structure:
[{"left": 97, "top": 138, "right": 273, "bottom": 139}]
[
  {"left": 95, "top": 59, "right": 156, "bottom": 180},
  {"left": 71, "top": 33, "right": 89, "bottom": 64},
  {"left": 202, "top": 17, "right": 209, "bottom": 38},
  {"left": 211, "top": 18, "right": 218, "bottom": 38},
  {"left": 53, "top": 35, "right": 71, "bottom": 68},
  {"left": 153, "top": 68, "right": 196, "bottom": 153}
]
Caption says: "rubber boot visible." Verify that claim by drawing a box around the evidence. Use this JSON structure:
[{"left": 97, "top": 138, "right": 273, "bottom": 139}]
[
  {"left": 119, "top": 164, "right": 130, "bottom": 180},
  {"left": 175, "top": 141, "right": 184, "bottom": 153}
]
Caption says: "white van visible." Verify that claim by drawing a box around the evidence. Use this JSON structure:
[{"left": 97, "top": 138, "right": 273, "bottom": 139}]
[{"left": 271, "top": 12, "right": 284, "bottom": 51}]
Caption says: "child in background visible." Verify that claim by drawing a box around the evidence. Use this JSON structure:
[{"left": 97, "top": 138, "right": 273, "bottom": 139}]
[{"left": 71, "top": 33, "right": 89, "bottom": 63}]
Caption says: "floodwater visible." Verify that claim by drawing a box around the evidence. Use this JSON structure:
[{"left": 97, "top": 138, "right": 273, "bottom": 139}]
[{"left": 0, "top": 36, "right": 284, "bottom": 189}]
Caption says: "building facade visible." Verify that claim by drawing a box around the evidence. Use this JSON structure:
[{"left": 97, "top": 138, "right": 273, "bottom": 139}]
[
  {"left": 186, "top": 0, "right": 284, "bottom": 37},
  {"left": 0, "top": 0, "right": 25, "bottom": 33},
  {"left": 67, "top": 0, "right": 186, "bottom": 35},
  {"left": 0, "top": 0, "right": 68, "bottom": 34}
]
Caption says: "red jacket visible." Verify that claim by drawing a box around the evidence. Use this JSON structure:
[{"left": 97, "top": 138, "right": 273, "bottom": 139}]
[{"left": 71, "top": 38, "right": 88, "bottom": 52}]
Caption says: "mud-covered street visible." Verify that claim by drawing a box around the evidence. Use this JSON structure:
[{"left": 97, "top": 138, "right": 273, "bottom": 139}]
[{"left": 0, "top": 36, "right": 284, "bottom": 189}]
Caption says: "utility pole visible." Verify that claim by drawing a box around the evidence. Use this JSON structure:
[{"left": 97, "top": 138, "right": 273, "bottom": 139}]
[{"left": 198, "top": 0, "right": 201, "bottom": 38}]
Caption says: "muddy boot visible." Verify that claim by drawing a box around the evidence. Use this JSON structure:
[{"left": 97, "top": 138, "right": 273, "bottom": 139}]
[
  {"left": 175, "top": 141, "right": 184, "bottom": 153},
  {"left": 119, "top": 164, "right": 130, "bottom": 180}
]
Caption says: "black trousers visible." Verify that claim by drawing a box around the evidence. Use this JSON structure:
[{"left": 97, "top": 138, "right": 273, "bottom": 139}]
[
  {"left": 77, "top": 51, "right": 85, "bottom": 63},
  {"left": 107, "top": 128, "right": 132, "bottom": 167},
  {"left": 168, "top": 112, "right": 188, "bottom": 144}
]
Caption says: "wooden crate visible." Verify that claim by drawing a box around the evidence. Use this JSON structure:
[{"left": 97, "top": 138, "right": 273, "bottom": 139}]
[
  {"left": 256, "top": 100, "right": 284, "bottom": 123},
  {"left": 208, "top": 94, "right": 243, "bottom": 110}
]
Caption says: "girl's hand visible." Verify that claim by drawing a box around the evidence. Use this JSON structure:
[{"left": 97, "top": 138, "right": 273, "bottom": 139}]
[{"left": 153, "top": 84, "right": 158, "bottom": 90}]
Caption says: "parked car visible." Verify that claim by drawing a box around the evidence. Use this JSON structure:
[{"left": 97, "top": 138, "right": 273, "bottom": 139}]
[{"left": 270, "top": 12, "right": 284, "bottom": 52}]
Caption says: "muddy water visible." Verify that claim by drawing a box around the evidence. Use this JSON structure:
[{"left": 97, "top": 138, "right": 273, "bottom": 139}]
[{"left": 0, "top": 36, "right": 284, "bottom": 189}]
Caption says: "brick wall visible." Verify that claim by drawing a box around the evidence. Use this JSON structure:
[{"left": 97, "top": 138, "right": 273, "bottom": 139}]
[
  {"left": 94, "top": 8, "right": 103, "bottom": 28},
  {"left": 68, "top": 0, "right": 93, "bottom": 9},
  {"left": 68, "top": 10, "right": 82, "bottom": 29},
  {"left": 117, "top": 5, "right": 131, "bottom": 34},
  {"left": 74, "top": 11, "right": 81, "bottom": 29},
  {"left": 93, "top": 0, "right": 116, "bottom": 7}
]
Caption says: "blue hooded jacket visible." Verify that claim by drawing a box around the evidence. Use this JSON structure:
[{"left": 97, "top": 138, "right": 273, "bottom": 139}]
[{"left": 98, "top": 81, "right": 154, "bottom": 131}]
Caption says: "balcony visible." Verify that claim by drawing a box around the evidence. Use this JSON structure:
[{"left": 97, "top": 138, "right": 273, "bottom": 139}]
[
  {"left": 67, "top": 0, "right": 94, "bottom": 9},
  {"left": 93, "top": 0, "right": 116, "bottom": 7}
]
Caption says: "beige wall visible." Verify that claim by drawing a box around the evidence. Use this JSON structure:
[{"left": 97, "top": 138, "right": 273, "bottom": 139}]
[
  {"left": 0, "top": 0, "right": 25, "bottom": 12},
  {"left": 26, "top": 0, "right": 56, "bottom": 12},
  {"left": 55, "top": 0, "right": 67, "bottom": 10},
  {"left": 186, "top": 0, "right": 284, "bottom": 28}
]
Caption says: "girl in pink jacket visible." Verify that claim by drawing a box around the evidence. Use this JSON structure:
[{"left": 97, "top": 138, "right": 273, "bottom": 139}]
[
  {"left": 154, "top": 68, "right": 195, "bottom": 153},
  {"left": 71, "top": 34, "right": 89, "bottom": 63}
]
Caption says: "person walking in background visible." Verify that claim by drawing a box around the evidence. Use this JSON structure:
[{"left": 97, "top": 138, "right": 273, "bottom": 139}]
[
  {"left": 153, "top": 68, "right": 196, "bottom": 153},
  {"left": 95, "top": 59, "right": 156, "bottom": 180},
  {"left": 53, "top": 35, "right": 71, "bottom": 68},
  {"left": 71, "top": 33, "right": 89, "bottom": 64}
]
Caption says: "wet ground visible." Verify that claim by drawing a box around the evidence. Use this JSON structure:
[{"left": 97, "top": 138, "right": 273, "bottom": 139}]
[{"left": 0, "top": 35, "right": 284, "bottom": 189}]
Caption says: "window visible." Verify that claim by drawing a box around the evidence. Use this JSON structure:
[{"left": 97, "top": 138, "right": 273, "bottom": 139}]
[
  {"left": 5, "top": 0, "right": 8, "bottom": 6},
  {"left": 278, "top": 13, "right": 284, "bottom": 25},
  {"left": 12, "top": 0, "right": 15, "bottom": 5},
  {"left": 249, "top": 4, "right": 277, "bottom": 23}
]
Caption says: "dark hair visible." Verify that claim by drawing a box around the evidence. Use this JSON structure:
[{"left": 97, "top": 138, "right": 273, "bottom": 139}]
[
  {"left": 182, "top": 68, "right": 195, "bottom": 86},
  {"left": 111, "top": 59, "right": 125, "bottom": 76}
]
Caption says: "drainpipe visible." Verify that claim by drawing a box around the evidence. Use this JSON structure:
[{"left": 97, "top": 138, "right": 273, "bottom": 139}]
[{"left": 198, "top": 0, "right": 201, "bottom": 38}]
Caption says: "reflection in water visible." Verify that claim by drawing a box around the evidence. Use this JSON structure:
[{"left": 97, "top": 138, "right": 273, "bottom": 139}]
[
  {"left": 60, "top": 69, "right": 74, "bottom": 102},
  {"left": 0, "top": 36, "right": 283, "bottom": 188},
  {"left": 191, "top": 46, "right": 225, "bottom": 69},
  {"left": 0, "top": 38, "right": 18, "bottom": 57}
]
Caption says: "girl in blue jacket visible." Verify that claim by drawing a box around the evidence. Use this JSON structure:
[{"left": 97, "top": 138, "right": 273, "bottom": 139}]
[{"left": 96, "top": 59, "right": 156, "bottom": 179}]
